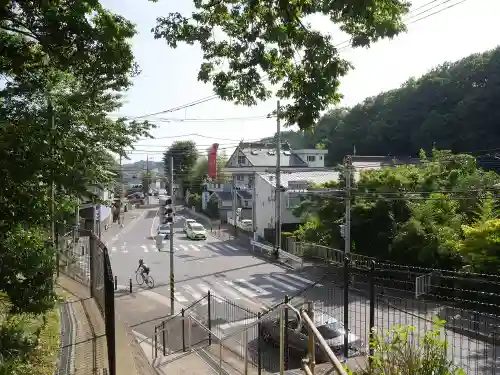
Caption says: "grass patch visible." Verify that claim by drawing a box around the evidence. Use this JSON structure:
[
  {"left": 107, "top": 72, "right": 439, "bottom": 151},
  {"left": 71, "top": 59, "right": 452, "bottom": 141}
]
[{"left": 0, "top": 295, "right": 61, "bottom": 375}]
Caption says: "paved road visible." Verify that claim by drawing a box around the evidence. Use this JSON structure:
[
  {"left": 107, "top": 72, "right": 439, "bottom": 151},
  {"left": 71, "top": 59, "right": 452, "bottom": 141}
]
[{"left": 106, "top": 202, "right": 498, "bottom": 375}]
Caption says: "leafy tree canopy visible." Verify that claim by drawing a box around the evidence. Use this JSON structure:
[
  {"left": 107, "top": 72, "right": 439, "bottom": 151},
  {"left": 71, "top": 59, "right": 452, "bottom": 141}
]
[
  {"left": 151, "top": 0, "right": 409, "bottom": 130},
  {"left": 295, "top": 150, "right": 500, "bottom": 272},
  {"left": 164, "top": 141, "right": 199, "bottom": 190},
  {"left": 189, "top": 151, "right": 229, "bottom": 194},
  {"left": 268, "top": 47, "right": 500, "bottom": 164}
]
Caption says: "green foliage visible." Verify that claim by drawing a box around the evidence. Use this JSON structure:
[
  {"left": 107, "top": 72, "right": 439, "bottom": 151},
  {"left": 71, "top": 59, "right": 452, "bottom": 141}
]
[
  {"left": 263, "top": 47, "right": 500, "bottom": 164},
  {"left": 187, "top": 192, "right": 202, "bottom": 212},
  {"left": 164, "top": 141, "right": 199, "bottom": 191},
  {"left": 152, "top": 0, "right": 409, "bottom": 130},
  {"left": 141, "top": 172, "right": 153, "bottom": 194},
  {"left": 205, "top": 197, "right": 220, "bottom": 219},
  {"left": 0, "top": 227, "right": 56, "bottom": 314},
  {"left": 350, "top": 320, "right": 465, "bottom": 375},
  {"left": 189, "top": 152, "right": 229, "bottom": 194},
  {"left": 296, "top": 150, "right": 500, "bottom": 272}
]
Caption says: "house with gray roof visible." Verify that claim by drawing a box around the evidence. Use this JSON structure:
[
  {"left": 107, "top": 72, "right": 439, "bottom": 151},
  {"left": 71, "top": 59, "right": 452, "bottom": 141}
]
[{"left": 253, "top": 170, "right": 339, "bottom": 240}]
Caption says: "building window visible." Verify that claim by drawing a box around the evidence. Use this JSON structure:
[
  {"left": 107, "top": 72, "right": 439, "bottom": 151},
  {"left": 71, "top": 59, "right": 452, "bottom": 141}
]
[
  {"left": 237, "top": 155, "right": 246, "bottom": 165},
  {"left": 236, "top": 175, "right": 244, "bottom": 181},
  {"left": 307, "top": 155, "right": 316, "bottom": 162},
  {"left": 244, "top": 200, "right": 248, "bottom": 207},
  {"left": 319, "top": 156, "right": 323, "bottom": 160},
  {"left": 287, "top": 195, "right": 301, "bottom": 208}
]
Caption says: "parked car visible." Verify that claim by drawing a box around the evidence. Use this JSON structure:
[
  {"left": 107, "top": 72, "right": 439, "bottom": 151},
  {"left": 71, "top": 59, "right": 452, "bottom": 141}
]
[
  {"left": 259, "top": 313, "right": 362, "bottom": 362},
  {"left": 186, "top": 223, "right": 207, "bottom": 240},
  {"left": 183, "top": 219, "right": 196, "bottom": 232}
]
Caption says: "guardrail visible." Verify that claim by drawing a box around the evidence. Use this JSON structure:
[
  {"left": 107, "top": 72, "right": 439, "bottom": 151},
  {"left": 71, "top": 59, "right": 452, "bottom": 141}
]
[
  {"left": 250, "top": 240, "right": 304, "bottom": 267},
  {"left": 152, "top": 300, "right": 347, "bottom": 375}
]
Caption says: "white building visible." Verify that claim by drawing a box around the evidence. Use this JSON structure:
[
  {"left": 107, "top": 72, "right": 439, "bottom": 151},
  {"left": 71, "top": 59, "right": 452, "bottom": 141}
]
[{"left": 253, "top": 170, "right": 340, "bottom": 240}]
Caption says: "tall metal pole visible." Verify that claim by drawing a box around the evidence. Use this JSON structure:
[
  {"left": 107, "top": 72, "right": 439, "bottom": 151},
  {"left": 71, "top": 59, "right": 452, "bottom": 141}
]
[
  {"left": 344, "top": 155, "right": 352, "bottom": 254},
  {"left": 48, "top": 98, "right": 56, "bottom": 249},
  {"left": 169, "top": 156, "right": 175, "bottom": 315},
  {"left": 275, "top": 100, "right": 281, "bottom": 258},
  {"left": 119, "top": 155, "right": 124, "bottom": 227},
  {"left": 146, "top": 154, "right": 149, "bottom": 197}
]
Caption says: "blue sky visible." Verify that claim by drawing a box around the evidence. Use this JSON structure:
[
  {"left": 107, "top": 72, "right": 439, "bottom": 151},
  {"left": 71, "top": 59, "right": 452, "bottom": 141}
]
[{"left": 101, "top": 0, "right": 500, "bottom": 163}]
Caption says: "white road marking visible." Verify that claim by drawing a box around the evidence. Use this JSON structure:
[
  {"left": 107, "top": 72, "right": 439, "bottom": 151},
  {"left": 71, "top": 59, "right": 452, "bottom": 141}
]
[
  {"left": 111, "top": 247, "right": 117, "bottom": 253},
  {"left": 182, "top": 285, "right": 207, "bottom": 305},
  {"left": 189, "top": 245, "right": 200, "bottom": 251},
  {"left": 121, "top": 245, "right": 128, "bottom": 253},
  {"left": 288, "top": 273, "right": 322, "bottom": 286},
  {"left": 273, "top": 273, "right": 307, "bottom": 289},
  {"left": 174, "top": 291, "right": 188, "bottom": 303},
  {"left": 224, "top": 280, "right": 257, "bottom": 298},
  {"left": 217, "top": 317, "right": 258, "bottom": 331},
  {"left": 236, "top": 279, "right": 270, "bottom": 296},
  {"left": 204, "top": 244, "right": 219, "bottom": 252},
  {"left": 179, "top": 245, "right": 188, "bottom": 251},
  {"left": 225, "top": 244, "right": 240, "bottom": 252},
  {"left": 141, "top": 245, "right": 149, "bottom": 253},
  {"left": 263, "top": 275, "right": 297, "bottom": 291},
  {"left": 214, "top": 281, "right": 241, "bottom": 300}
]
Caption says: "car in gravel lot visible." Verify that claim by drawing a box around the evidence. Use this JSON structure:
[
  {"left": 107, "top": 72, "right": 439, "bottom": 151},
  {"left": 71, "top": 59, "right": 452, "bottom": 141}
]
[{"left": 259, "top": 312, "right": 362, "bottom": 362}]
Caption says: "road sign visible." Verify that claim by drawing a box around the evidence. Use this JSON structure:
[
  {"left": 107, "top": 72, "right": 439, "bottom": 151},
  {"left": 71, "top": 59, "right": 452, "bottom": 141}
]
[{"left": 155, "top": 235, "right": 164, "bottom": 250}]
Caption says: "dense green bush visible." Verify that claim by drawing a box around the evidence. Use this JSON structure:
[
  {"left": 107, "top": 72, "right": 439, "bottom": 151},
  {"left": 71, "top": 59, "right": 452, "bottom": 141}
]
[
  {"left": 0, "top": 227, "right": 56, "bottom": 314},
  {"left": 348, "top": 320, "right": 466, "bottom": 375}
]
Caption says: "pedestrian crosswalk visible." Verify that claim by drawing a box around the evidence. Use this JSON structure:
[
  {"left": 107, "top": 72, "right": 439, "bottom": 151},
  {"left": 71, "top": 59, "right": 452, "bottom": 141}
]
[
  {"left": 109, "top": 241, "right": 244, "bottom": 254},
  {"left": 165, "top": 273, "right": 323, "bottom": 307}
]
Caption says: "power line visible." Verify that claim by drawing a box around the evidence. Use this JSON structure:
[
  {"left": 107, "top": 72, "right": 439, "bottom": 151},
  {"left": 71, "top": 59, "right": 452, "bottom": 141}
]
[{"left": 125, "top": 0, "right": 466, "bottom": 121}]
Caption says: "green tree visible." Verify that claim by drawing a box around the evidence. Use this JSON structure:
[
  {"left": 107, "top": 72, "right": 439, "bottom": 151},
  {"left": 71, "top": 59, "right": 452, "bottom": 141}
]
[
  {"left": 295, "top": 150, "right": 500, "bottom": 270},
  {"left": 0, "top": 1, "right": 152, "bottom": 314},
  {"left": 151, "top": 0, "right": 409, "bottom": 130},
  {"left": 164, "top": 141, "right": 199, "bottom": 192},
  {"left": 274, "top": 47, "right": 500, "bottom": 165}
]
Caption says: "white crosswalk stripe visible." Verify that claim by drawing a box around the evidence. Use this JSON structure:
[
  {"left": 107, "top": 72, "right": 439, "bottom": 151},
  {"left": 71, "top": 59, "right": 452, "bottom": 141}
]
[
  {"left": 153, "top": 272, "right": 319, "bottom": 308},
  {"left": 106, "top": 242, "right": 245, "bottom": 254}
]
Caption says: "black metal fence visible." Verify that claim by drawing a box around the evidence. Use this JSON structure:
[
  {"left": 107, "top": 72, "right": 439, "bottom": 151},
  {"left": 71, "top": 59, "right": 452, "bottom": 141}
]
[
  {"left": 303, "top": 256, "right": 500, "bottom": 375},
  {"left": 58, "top": 224, "right": 116, "bottom": 375}
]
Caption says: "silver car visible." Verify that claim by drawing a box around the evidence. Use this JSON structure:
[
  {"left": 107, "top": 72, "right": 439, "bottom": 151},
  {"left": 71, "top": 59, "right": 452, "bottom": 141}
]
[{"left": 260, "top": 313, "right": 362, "bottom": 362}]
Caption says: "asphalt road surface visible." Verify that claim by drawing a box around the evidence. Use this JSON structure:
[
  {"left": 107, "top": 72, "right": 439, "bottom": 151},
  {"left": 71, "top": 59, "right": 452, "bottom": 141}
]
[{"left": 108, "top": 201, "right": 498, "bottom": 375}]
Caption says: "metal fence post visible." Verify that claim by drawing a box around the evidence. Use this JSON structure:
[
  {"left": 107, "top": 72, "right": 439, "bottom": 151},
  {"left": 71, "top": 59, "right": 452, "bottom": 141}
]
[
  {"left": 369, "top": 260, "right": 376, "bottom": 364},
  {"left": 284, "top": 295, "right": 289, "bottom": 370},
  {"left": 257, "top": 312, "right": 262, "bottom": 375},
  {"left": 89, "top": 235, "right": 95, "bottom": 296},
  {"left": 162, "top": 321, "right": 166, "bottom": 356},
  {"left": 105, "top": 272, "right": 116, "bottom": 375},
  {"left": 154, "top": 325, "right": 158, "bottom": 358},
  {"left": 207, "top": 290, "right": 212, "bottom": 345},
  {"left": 181, "top": 308, "right": 186, "bottom": 352},
  {"left": 343, "top": 255, "right": 350, "bottom": 359}
]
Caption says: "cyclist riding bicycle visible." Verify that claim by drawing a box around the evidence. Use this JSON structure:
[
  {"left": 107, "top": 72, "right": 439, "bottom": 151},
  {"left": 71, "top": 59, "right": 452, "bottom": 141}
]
[{"left": 136, "top": 259, "right": 150, "bottom": 280}]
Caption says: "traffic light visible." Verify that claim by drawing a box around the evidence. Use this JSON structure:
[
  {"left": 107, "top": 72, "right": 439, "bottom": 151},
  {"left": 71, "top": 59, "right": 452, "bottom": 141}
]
[{"left": 164, "top": 198, "right": 174, "bottom": 223}]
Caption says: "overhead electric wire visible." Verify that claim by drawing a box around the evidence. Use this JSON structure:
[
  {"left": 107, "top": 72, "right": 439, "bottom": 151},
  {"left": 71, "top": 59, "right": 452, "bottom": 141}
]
[{"left": 123, "top": 0, "right": 467, "bottom": 121}]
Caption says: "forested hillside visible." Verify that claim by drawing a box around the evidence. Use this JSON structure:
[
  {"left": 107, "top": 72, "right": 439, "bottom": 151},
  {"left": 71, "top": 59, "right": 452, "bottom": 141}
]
[{"left": 265, "top": 46, "right": 500, "bottom": 165}]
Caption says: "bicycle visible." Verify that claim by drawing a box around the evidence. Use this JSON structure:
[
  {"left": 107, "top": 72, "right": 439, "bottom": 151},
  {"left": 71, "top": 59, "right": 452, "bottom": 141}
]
[{"left": 135, "top": 270, "right": 155, "bottom": 288}]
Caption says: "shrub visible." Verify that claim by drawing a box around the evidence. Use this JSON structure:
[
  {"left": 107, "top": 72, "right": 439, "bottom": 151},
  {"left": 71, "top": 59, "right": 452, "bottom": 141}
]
[
  {"left": 348, "top": 319, "right": 466, "bottom": 375},
  {"left": 0, "top": 226, "right": 56, "bottom": 314}
]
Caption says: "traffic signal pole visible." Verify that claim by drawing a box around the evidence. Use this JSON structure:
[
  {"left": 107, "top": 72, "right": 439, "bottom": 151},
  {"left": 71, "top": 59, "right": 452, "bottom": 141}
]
[{"left": 168, "top": 156, "right": 175, "bottom": 315}]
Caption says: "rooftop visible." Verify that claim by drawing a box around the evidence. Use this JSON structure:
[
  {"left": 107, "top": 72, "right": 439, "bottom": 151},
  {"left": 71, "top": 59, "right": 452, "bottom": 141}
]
[
  {"left": 240, "top": 147, "right": 308, "bottom": 167},
  {"left": 259, "top": 170, "right": 340, "bottom": 188}
]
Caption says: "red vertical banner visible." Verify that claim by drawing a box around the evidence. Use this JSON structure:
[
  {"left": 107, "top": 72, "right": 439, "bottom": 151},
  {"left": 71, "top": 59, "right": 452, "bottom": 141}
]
[{"left": 208, "top": 143, "right": 219, "bottom": 179}]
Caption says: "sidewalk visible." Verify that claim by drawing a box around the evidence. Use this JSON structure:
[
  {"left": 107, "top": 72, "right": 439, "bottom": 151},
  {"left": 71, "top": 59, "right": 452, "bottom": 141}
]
[{"left": 56, "top": 275, "right": 157, "bottom": 375}]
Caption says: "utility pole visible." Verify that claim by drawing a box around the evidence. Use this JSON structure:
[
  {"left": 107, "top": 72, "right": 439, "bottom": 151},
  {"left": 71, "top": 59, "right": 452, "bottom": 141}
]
[
  {"left": 145, "top": 154, "right": 149, "bottom": 197},
  {"left": 48, "top": 98, "right": 56, "bottom": 250},
  {"left": 344, "top": 155, "right": 352, "bottom": 254},
  {"left": 232, "top": 184, "right": 237, "bottom": 235},
  {"left": 119, "top": 155, "right": 124, "bottom": 227},
  {"left": 275, "top": 100, "right": 281, "bottom": 259},
  {"left": 168, "top": 156, "right": 175, "bottom": 315}
]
